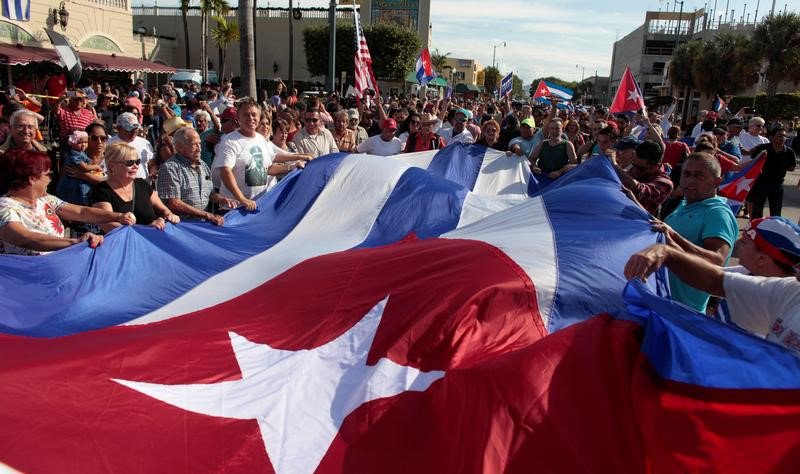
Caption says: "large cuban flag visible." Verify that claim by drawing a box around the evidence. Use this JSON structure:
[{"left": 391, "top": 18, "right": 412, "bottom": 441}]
[{"left": 0, "top": 146, "right": 798, "bottom": 473}]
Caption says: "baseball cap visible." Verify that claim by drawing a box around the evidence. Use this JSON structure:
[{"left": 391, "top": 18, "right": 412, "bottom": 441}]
[
  {"left": 163, "top": 116, "right": 190, "bottom": 136},
  {"left": 706, "top": 111, "right": 719, "bottom": 120},
  {"left": 347, "top": 108, "right": 360, "bottom": 120},
  {"left": 520, "top": 118, "right": 536, "bottom": 128},
  {"left": 712, "top": 127, "right": 728, "bottom": 135},
  {"left": 613, "top": 136, "right": 641, "bottom": 150},
  {"left": 745, "top": 217, "right": 800, "bottom": 267},
  {"left": 219, "top": 107, "right": 238, "bottom": 121},
  {"left": 116, "top": 112, "right": 141, "bottom": 132},
  {"left": 381, "top": 118, "right": 397, "bottom": 130},
  {"left": 727, "top": 117, "right": 743, "bottom": 126}
]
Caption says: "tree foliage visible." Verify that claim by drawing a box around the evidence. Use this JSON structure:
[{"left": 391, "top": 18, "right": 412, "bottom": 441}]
[
  {"left": 670, "top": 35, "right": 759, "bottom": 96},
  {"left": 211, "top": 15, "right": 239, "bottom": 83},
  {"left": 482, "top": 66, "right": 501, "bottom": 93},
  {"left": 511, "top": 74, "right": 523, "bottom": 98},
  {"left": 752, "top": 12, "right": 800, "bottom": 115},
  {"left": 303, "top": 23, "right": 421, "bottom": 82},
  {"left": 430, "top": 48, "right": 451, "bottom": 74}
]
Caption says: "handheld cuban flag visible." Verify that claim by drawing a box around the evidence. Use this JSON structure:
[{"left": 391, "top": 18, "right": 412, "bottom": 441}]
[
  {"left": 712, "top": 94, "right": 727, "bottom": 114},
  {"left": 500, "top": 72, "right": 513, "bottom": 97},
  {"left": 542, "top": 80, "right": 573, "bottom": 101},
  {"left": 415, "top": 47, "right": 436, "bottom": 86},
  {"left": 2, "top": 0, "right": 29, "bottom": 21},
  {"left": 719, "top": 150, "right": 766, "bottom": 214},
  {"left": 610, "top": 66, "right": 646, "bottom": 114},
  {"left": 532, "top": 80, "right": 550, "bottom": 99},
  {"left": 44, "top": 28, "right": 82, "bottom": 85}
]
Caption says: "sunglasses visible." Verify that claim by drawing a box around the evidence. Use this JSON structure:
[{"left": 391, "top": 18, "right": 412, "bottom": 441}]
[
  {"left": 115, "top": 159, "right": 142, "bottom": 167},
  {"left": 90, "top": 135, "right": 108, "bottom": 142}
]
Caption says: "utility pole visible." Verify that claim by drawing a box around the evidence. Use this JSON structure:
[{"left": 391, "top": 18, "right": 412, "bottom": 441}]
[
  {"left": 492, "top": 41, "right": 506, "bottom": 70},
  {"left": 327, "top": 0, "right": 336, "bottom": 92}
]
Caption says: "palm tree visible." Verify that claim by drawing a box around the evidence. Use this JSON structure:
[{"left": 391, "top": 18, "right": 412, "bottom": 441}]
[
  {"left": 239, "top": 0, "right": 256, "bottom": 97},
  {"left": 200, "top": 0, "right": 230, "bottom": 84},
  {"left": 691, "top": 33, "right": 760, "bottom": 103},
  {"left": 430, "top": 49, "right": 451, "bottom": 75},
  {"left": 669, "top": 40, "right": 702, "bottom": 124},
  {"left": 180, "top": 0, "right": 191, "bottom": 68},
  {"left": 211, "top": 15, "right": 239, "bottom": 84},
  {"left": 751, "top": 12, "right": 800, "bottom": 118}
]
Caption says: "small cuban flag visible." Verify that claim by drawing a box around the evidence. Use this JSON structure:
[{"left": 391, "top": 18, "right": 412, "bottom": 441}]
[
  {"left": 415, "top": 48, "right": 436, "bottom": 86},
  {"left": 719, "top": 150, "right": 766, "bottom": 214},
  {"left": 711, "top": 95, "right": 727, "bottom": 114}
]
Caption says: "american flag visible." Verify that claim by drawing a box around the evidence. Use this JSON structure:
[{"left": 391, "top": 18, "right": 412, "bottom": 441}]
[{"left": 353, "top": 6, "right": 379, "bottom": 98}]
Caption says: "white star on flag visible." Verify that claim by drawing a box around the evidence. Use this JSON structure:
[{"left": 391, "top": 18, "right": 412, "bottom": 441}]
[
  {"left": 627, "top": 89, "right": 640, "bottom": 102},
  {"left": 735, "top": 177, "right": 754, "bottom": 195},
  {"left": 112, "top": 297, "right": 446, "bottom": 474}
]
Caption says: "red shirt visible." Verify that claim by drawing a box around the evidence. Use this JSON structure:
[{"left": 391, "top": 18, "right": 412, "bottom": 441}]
[
  {"left": 663, "top": 141, "right": 690, "bottom": 167},
  {"left": 56, "top": 107, "right": 95, "bottom": 140}
]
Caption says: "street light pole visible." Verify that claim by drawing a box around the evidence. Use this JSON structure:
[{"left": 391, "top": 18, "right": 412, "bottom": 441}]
[{"left": 492, "top": 41, "right": 506, "bottom": 69}]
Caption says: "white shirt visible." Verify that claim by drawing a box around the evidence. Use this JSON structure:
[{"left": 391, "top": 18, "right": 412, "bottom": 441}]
[
  {"left": 738, "top": 131, "right": 770, "bottom": 162},
  {"left": 439, "top": 127, "right": 474, "bottom": 146},
  {"left": 212, "top": 131, "right": 276, "bottom": 205},
  {"left": 357, "top": 135, "right": 403, "bottom": 156},
  {"left": 107, "top": 135, "right": 153, "bottom": 180},
  {"left": 723, "top": 271, "right": 800, "bottom": 356}
]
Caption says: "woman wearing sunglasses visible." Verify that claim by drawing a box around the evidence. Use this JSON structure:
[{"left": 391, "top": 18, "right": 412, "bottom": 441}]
[
  {"left": 0, "top": 149, "right": 135, "bottom": 255},
  {"left": 91, "top": 143, "right": 179, "bottom": 232}
]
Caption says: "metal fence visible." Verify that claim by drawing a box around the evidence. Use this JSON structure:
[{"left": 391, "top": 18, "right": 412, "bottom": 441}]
[{"left": 131, "top": 6, "right": 356, "bottom": 20}]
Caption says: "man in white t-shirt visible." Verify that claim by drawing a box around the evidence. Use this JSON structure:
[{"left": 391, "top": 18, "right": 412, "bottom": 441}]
[
  {"left": 356, "top": 118, "right": 402, "bottom": 156},
  {"left": 624, "top": 216, "right": 800, "bottom": 356},
  {"left": 738, "top": 116, "right": 770, "bottom": 161},
  {"left": 107, "top": 112, "right": 153, "bottom": 180},
  {"left": 439, "top": 109, "right": 474, "bottom": 146},
  {"left": 212, "top": 99, "right": 306, "bottom": 211}
]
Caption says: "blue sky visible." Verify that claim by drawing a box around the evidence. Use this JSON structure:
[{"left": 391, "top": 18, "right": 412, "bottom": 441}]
[{"left": 142, "top": 0, "right": 797, "bottom": 84}]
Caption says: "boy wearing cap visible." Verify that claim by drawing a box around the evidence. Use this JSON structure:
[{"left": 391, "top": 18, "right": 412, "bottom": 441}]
[
  {"left": 625, "top": 216, "right": 800, "bottom": 356},
  {"left": 357, "top": 119, "right": 402, "bottom": 156}
]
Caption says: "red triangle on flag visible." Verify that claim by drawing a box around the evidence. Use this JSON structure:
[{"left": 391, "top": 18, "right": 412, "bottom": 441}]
[
  {"left": 610, "top": 66, "right": 646, "bottom": 114},
  {"left": 533, "top": 80, "right": 550, "bottom": 100}
]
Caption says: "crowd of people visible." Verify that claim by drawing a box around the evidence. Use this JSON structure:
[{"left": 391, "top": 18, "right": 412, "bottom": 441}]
[{"left": 0, "top": 74, "right": 798, "bottom": 355}]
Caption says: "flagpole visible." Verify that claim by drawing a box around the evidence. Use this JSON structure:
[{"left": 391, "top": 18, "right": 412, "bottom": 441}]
[{"left": 327, "top": 0, "right": 336, "bottom": 92}]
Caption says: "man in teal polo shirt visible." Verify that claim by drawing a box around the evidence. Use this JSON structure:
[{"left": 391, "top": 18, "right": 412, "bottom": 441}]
[{"left": 655, "top": 152, "right": 738, "bottom": 312}]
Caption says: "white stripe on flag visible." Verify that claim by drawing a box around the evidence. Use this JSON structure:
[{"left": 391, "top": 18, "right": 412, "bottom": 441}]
[
  {"left": 128, "top": 154, "right": 413, "bottom": 325},
  {"left": 445, "top": 196, "right": 557, "bottom": 328}
]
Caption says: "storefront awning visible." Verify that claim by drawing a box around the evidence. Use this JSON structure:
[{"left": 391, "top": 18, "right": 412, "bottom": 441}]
[
  {"left": 455, "top": 83, "right": 481, "bottom": 94},
  {"left": 0, "top": 43, "right": 58, "bottom": 66},
  {"left": 80, "top": 51, "right": 175, "bottom": 74},
  {"left": 0, "top": 43, "right": 175, "bottom": 74},
  {"left": 404, "top": 71, "right": 448, "bottom": 87}
]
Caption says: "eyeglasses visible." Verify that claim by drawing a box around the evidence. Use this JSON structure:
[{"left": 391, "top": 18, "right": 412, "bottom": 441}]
[
  {"left": 305, "top": 118, "right": 319, "bottom": 123},
  {"left": 114, "top": 159, "right": 141, "bottom": 167},
  {"left": 90, "top": 135, "right": 108, "bottom": 142},
  {"left": 455, "top": 117, "right": 467, "bottom": 123}
]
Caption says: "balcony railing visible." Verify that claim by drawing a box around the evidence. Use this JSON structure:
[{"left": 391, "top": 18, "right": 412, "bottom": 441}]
[
  {"left": 89, "top": 0, "right": 128, "bottom": 9},
  {"left": 132, "top": 6, "right": 356, "bottom": 20}
]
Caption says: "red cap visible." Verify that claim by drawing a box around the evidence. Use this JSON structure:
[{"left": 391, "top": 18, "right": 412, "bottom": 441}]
[
  {"left": 219, "top": 107, "right": 238, "bottom": 120},
  {"left": 381, "top": 118, "right": 397, "bottom": 130}
]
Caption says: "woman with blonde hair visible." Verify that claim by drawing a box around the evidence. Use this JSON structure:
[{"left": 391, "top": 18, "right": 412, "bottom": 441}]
[{"left": 91, "top": 143, "right": 179, "bottom": 233}]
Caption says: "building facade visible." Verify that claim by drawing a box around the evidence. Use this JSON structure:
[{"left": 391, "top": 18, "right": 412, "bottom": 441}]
[
  {"left": 2, "top": 0, "right": 142, "bottom": 57},
  {"left": 442, "top": 57, "right": 481, "bottom": 87},
  {"left": 132, "top": 1, "right": 431, "bottom": 87}
]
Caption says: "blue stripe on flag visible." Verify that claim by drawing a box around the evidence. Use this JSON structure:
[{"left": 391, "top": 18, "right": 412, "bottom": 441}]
[
  {"left": 622, "top": 280, "right": 800, "bottom": 390},
  {"left": 542, "top": 158, "right": 656, "bottom": 332}
]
